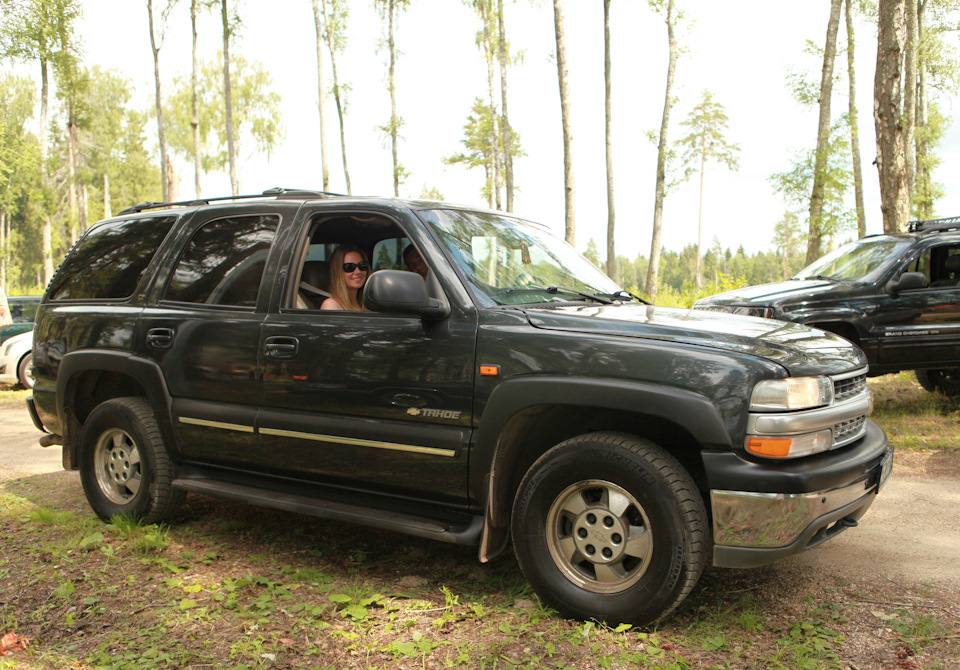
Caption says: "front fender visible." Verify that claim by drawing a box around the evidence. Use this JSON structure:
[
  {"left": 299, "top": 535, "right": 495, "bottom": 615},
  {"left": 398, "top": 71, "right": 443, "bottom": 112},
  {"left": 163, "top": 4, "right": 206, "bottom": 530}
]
[{"left": 473, "top": 376, "right": 733, "bottom": 560}]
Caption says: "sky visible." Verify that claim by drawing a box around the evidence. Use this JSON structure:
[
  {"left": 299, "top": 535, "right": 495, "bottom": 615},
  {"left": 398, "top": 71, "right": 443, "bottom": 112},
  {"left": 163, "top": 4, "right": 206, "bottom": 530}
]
[{"left": 31, "top": 0, "right": 960, "bottom": 259}]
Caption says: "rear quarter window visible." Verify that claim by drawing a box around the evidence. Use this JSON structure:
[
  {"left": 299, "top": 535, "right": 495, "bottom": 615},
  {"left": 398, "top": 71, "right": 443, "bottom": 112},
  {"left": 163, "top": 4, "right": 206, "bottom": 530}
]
[{"left": 47, "top": 216, "right": 179, "bottom": 301}]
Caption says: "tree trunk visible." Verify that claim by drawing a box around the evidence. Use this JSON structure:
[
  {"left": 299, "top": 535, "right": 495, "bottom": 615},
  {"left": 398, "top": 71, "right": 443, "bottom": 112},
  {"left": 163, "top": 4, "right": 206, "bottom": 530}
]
[
  {"left": 904, "top": 0, "right": 918, "bottom": 212},
  {"left": 67, "top": 117, "right": 78, "bottom": 244},
  {"left": 388, "top": 0, "right": 400, "bottom": 197},
  {"left": 39, "top": 57, "right": 49, "bottom": 162},
  {"left": 1, "top": 211, "right": 5, "bottom": 292},
  {"left": 191, "top": 0, "right": 202, "bottom": 198},
  {"left": 553, "top": 0, "right": 575, "bottom": 245},
  {"left": 221, "top": 0, "right": 239, "bottom": 195},
  {"left": 321, "top": 0, "right": 351, "bottom": 195},
  {"left": 603, "top": 0, "right": 616, "bottom": 281},
  {"left": 312, "top": 0, "right": 330, "bottom": 191},
  {"left": 497, "top": 0, "right": 514, "bottom": 212},
  {"left": 644, "top": 0, "right": 677, "bottom": 300},
  {"left": 914, "top": 0, "right": 931, "bottom": 220},
  {"left": 104, "top": 173, "right": 112, "bottom": 219},
  {"left": 695, "top": 143, "right": 705, "bottom": 288},
  {"left": 846, "top": 0, "right": 866, "bottom": 238},
  {"left": 875, "top": 0, "right": 909, "bottom": 233},
  {"left": 806, "top": 0, "right": 843, "bottom": 265},
  {"left": 480, "top": 0, "right": 501, "bottom": 210},
  {"left": 42, "top": 216, "right": 53, "bottom": 285},
  {"left": 148, "top": 0, "right": 170, "bottom": 202}
]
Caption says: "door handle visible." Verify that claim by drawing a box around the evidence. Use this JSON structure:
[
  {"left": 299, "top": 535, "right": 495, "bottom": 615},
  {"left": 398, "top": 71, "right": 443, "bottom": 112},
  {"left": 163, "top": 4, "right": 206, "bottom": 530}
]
[
  {"left": 146, "top": 328, "right": 175, "bottom": 349},
  {"left": 265, "top": 336, "right": 299, "bottom": 359}
]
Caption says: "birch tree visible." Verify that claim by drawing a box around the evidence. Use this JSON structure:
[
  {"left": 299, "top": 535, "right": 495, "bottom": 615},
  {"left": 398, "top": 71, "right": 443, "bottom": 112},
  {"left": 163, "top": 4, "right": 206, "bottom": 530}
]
[
  {"left": 677, "top": 90, "right": 739, "bottom": 289},
  {"left": 603, "top": 0, "right": 616, "bottom": 280},
  {"left": 147, "top": 0, "right": 172, "bottom": 201},
  {"left": 845, "top": 0, "right": 866, "bottom": 237},
  {"left": 496, "top": 0, "right": 514, "bottom": 211},
  {"left": 644, "top": 0, "right": 678, "bottom": 300},
  {"left": 806, "top": 0, "right": 843, "bottom": 265},
  {"left": 553, "top": 0, "right": 575, "bottom": 244},
  {"left": 221, "top": 0, "right": 239, "bottom": 195},
  {"left": 875, "top": 0, "right": 909, "bottom": 233},
  {"left": 321, "top": 0, "right": 351, "bottom": 194},
  {"left": 375, "top": 0, "right": 410, "bottom": 197},
  {"left": 312, "top": 0, "right": 330, "bottom": 191}
]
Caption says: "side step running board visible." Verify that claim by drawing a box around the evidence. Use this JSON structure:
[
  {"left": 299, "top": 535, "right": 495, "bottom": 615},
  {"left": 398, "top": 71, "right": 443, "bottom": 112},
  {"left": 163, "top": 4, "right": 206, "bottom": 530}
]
[{"left": 172, "top": 478, "right": 483, "bottom": 546}]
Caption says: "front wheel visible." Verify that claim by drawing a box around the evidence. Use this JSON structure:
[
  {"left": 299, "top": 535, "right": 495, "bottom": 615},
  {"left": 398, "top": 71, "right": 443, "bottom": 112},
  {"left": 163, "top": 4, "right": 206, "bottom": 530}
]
[
  {"left": 79, "top": 397, "right": 184, "bottom": 523},
  {"left": 915, "top": 368, "right": 960, "bottom": 397},
  {"left": 511, "top": 432, "right": 708, "bottom": 625}
]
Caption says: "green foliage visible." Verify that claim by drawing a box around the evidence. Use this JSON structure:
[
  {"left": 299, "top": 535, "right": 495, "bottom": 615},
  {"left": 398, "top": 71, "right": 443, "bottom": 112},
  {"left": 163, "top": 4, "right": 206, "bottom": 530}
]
[
  {"left": 164, "top": 52, "right": 284, "bottom": 176},
  {"left": 677, "top": 89, "right": 740, "bottom": 177},
  {"left": 445, "top": 97, "right": 524, "bottom": 206},
  {"left": 770, "top": 120, "right": 854, "bottom": 242}
]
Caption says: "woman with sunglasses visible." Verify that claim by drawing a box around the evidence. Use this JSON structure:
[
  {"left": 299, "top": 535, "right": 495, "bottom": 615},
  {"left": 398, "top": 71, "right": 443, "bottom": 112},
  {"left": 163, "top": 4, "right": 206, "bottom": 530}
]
[{"left": 321, "top": 244, "right": 370, "bottom": 311}]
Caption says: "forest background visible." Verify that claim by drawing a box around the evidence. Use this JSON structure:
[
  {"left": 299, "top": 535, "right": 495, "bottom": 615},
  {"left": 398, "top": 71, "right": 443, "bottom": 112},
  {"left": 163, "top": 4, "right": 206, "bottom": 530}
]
[{"left": 0, "top": 0, "right": 957, "bottom": 304}]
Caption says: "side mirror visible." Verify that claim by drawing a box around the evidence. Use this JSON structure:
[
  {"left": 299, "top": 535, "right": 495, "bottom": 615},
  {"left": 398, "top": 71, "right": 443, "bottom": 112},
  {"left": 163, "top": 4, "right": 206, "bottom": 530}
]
[
  {"left": 886, "top": 271, "right": 928, "bottom": 294},
  {"left": 363, "top": 270, "right": 450, "bottom": 319}
]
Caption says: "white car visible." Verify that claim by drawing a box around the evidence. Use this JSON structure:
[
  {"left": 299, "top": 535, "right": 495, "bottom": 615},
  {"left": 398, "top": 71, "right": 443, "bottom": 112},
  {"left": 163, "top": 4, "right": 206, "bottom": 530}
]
[{"left": 0, "top": 330, "right": 33, "bottom": 389}]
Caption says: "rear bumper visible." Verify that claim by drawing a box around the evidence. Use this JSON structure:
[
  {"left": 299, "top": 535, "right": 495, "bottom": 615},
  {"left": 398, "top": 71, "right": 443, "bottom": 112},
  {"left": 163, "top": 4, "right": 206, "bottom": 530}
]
[{"left": 710, "top": 420, "right": 892, "bottom": 568}]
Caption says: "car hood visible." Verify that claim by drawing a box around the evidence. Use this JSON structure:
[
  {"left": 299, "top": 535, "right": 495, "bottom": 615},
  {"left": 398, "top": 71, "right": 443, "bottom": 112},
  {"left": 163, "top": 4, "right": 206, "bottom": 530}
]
[
  {"left": 695, "top": 279, "right": 862, "bottom": 305},
  {"left": 523, "top": 303, "right": 866, "bottom": 376}
]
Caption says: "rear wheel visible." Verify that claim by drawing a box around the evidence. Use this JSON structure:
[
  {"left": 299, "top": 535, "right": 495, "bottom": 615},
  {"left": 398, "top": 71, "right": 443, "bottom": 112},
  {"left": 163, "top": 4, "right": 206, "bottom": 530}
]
[
  {"left": 79, "top": 397, "right": 184, "bottom": 523},
  {"left": 915, "top": 368, "right": 960, "bottom": 397},
  {"left": 511, "top": 432, "right": 708, "bottom": 625},
  {"left": 16, "top": 352, "right": 34, "bottom": 389}
]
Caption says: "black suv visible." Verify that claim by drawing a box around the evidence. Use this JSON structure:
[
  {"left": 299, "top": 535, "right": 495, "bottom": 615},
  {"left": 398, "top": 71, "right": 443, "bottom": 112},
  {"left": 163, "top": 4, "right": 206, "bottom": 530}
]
[
  {"left": 28, "top": 189, "right": 891, "bottom": 625},
  {"left": 695, "top": 217, "right": 960, "bottom": 396}
]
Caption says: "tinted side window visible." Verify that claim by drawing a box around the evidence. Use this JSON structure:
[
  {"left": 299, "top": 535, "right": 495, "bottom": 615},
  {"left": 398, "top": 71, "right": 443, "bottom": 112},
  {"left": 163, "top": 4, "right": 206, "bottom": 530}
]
[
  {"left": 47, "top": 217, "right": 178, "bottom": 300},
  {"left": 164, "top": 215, "right": 279, "bottom": 307}
]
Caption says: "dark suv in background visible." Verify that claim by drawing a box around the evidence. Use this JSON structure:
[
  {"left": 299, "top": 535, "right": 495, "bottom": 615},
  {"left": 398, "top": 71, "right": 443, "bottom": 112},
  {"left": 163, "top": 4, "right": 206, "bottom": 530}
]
[
  {"left": 696, "top": 217, "right": 960, "bottom": 396},
  {"left": 27, "top": 189, "right": 891, "bottom": 625}
]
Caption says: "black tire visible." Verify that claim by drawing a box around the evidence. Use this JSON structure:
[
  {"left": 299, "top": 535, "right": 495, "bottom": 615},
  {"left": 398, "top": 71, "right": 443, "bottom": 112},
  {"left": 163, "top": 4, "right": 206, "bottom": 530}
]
[
  {"left": 16, "top": 352, "right": 34, "bottom": 389},
  {"left": 79, "top": 397, "right": 185, "bottom": 523},
  {"left": 915, "top": 368, "right": 960, "bottom": 397},
  {"left": 511, "top": 432, "right": 708, "bottom": 626}
]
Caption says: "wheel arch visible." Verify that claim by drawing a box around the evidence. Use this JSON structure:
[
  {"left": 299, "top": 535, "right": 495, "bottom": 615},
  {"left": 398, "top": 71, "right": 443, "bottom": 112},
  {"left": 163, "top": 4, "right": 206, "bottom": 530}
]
[
  {"left": 474, "top": 377, "right": 732, "bottom": 561},
  {"left": 57, "top": 351, "right": 177, "bottom": 470}
]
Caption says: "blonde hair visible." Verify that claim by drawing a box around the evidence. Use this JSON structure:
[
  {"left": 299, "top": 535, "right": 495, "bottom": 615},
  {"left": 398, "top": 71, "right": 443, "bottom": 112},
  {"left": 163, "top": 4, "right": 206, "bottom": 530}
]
[{"left": 327, "top": 244, "right": 369, "bottom": 311}]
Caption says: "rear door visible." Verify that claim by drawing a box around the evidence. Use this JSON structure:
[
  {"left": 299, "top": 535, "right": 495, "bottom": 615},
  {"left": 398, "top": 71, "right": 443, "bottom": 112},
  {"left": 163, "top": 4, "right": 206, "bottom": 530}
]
[{"left": 139, "top": 206, "right": 286, "bottom": 464}]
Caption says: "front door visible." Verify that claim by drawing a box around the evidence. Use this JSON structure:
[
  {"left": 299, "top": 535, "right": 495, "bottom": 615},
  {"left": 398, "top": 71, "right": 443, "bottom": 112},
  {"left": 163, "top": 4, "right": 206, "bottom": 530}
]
[{"left": 256, "top": 216, "right": 477, "bottom": 504}]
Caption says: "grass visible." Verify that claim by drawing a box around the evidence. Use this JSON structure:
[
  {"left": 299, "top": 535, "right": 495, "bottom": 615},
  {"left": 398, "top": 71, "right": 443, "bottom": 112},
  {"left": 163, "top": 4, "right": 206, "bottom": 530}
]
[{"left": 869, "top": 371, "right": 960, "bottom": 451}]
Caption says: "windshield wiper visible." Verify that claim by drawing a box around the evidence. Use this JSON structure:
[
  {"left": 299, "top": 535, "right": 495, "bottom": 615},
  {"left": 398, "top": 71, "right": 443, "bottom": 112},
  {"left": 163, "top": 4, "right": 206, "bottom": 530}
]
[
  {"left": 605, "top": 289, "right": 651, "bottom": 305},
  {"left": 504, "top": 286, "right": 615, "bottom": 305},
  {"left": 800, "top": 274, "right": 842, "bottom": 282}
]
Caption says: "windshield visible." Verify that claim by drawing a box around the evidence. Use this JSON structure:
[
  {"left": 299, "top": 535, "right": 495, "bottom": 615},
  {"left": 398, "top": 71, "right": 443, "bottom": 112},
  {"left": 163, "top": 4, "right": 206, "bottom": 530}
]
[
  {"left": 419, "top": 209, "right": 622, "bottom": 306},
  {"left": 794, "top": 237, "right": 912, "bottom": 283}
]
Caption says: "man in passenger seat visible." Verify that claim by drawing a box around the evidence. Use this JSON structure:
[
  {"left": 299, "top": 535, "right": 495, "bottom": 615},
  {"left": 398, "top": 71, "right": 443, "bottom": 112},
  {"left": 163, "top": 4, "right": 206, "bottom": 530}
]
[{"left": 403, "top": 244, "right": 428, "bottom": 280}]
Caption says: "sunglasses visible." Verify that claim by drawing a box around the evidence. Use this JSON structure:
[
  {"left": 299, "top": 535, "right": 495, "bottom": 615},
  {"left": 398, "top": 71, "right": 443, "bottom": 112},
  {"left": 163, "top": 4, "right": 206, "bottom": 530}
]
[{"left": 342, "top": 261, "right": 370, "bottom": 272}]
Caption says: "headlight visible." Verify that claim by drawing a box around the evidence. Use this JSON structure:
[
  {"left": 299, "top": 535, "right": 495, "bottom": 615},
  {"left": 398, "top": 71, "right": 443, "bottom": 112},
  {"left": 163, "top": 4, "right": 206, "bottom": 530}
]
[
  {"left": 750, "top": 377, "right": 833, "bottom": 411},
  {"left": 730, "top": 306, "right": 774, "bottom": 318}
]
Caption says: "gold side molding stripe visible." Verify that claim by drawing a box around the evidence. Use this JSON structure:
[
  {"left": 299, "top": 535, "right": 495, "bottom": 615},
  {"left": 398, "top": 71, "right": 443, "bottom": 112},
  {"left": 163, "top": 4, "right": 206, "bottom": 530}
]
[
  {"left": 259, "top": 427, "right": 456, "bottom": 457},
  {"left": 179, "top": 417, "right": 255, "bottom": 433}
]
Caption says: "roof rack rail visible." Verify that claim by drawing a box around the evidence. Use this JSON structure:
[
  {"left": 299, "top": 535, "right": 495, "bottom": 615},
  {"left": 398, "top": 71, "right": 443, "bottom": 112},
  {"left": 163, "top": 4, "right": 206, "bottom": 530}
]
[
  {"left": 116, "top": 187, "right": 342, "bottom": 216},
  {"left": 907, "top": 216, "right": 960, "bottom": 234}
]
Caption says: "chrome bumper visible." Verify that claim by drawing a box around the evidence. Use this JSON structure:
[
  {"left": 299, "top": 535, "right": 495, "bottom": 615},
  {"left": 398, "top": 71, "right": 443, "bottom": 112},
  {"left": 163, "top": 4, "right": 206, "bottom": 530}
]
[{"left": 711, "top": 443, "right": 893, "bottom": 568}]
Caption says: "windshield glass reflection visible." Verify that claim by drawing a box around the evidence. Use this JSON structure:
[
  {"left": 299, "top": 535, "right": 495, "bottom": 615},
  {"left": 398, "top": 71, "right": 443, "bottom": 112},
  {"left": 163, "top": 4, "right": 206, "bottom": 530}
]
[
  {"left": 420, "top": 209, "right": 622, "bottom": 306},
  {"left": 795, "top": 237, "right": 911, "bottom": 283}
]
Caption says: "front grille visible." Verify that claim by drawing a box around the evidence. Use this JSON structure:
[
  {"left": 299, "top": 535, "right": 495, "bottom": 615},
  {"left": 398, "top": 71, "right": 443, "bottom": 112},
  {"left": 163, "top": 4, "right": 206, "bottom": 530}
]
[
  {"left": 833, "top": 373, "right": 867, "bottom": 402},
  {"left": 833, "top": 415, "right": 867, "bottom": 447}
]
